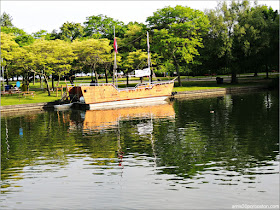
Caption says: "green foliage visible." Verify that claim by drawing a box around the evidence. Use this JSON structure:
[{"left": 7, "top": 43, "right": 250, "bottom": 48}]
[
  {"left": 0, "top": 2, "right": 278, "bottom": 86},
  {"left": 72, "top": 38, "right": 112, "bottom": 82},
  {"left": 1, "top": 26, "right": 26, "bottom": 36},
  {"left": 147, "top": 5, "right": 210, "bottom": 86},
  {"left": 122, "top": 49, "right": 147, "bottom": 71},
  {"left": 201, "top": 0, "right": 279, "bottom": 83},
  {"left": 14, "top": 34, "right": 34, "bottom": 47},
  {"left": 0, "top": 12, "right": 13, "bottom": 27},
  {"left": 83, "top": 14, "right": 126, "bottom": 40},
  {"left": 57, "top": 22, "right": 84, "bottom": 42},
  {"left": 32, "top": 30, "right": 48, "bottom": 39}
]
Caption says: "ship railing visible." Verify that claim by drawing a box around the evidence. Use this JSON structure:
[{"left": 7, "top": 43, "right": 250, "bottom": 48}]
[
  {"left": 68, "top": 83, "right": 116, "bottom": 87},
  {"left": 135, "top": 80, "right": 175, "bottom": 89},
  {"left": 67, "top": 79, "right": 175, "bottom": 91}
]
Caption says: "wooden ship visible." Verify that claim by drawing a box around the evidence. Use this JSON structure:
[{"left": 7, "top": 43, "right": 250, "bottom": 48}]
[{"left": 68, "top": 31, "right": 175, "bottom": 110}]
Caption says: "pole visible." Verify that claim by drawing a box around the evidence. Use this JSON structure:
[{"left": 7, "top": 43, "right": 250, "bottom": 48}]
[
  {"left": 113, "top": 26, "right": 116, "bottom": 85},
  {"left": 113, "top": 26, "right": 118, "bottom": 87},
  {"left": 1, "top": 58, "right": 4, "bottom": 92},
  {"left": 147, "top": 31, "right": 151, "bottom": 84}
]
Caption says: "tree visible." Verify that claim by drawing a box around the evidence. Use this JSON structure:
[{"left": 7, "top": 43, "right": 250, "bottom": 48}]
[
  {"left": 24, "top": 39, "right": 53, "bottom": 95},
  {"left": 1, "top": 25, "right": 35, "bottom": 47},
  {"left": 147, "top": 5, "right": 210, "bottom": 86},
  {"left": 203, "top": 1, "right": 279, "bottom": 82},
  {"left": 119, "top": 22, "right": 147, "bottom": 52},
  {"left": 14, "top": 34, "right": 34, "bottom": 47},
  {"left": 0, "top": 32, "right": 20, "bottom": 85},
  {"left": 25, "top": 39, "right": 75, "bottom": 95},
  {"left": 11, "top": 47, "right": 35, "bottom": 90},
  {"left": 58, "top": 22, "right": 84, "bottom": 42},
  {"left": 0, "top": 12, "right": 13, "bottom": 27},
  {"left": 50, "top": 40, "right": 76, "bottom": 86},
  {"left": 122, "top": 49, "right": 148, "bottom": 84},
  {"left": 202, "top": 1, "right": 250, "bottom": 83},
  {"left": 32, "top": 30, "right": 48, "bottom": 39},
  {"left": 83, "top": 14, "right": 126, "bottom": 40},
  {"left": 72, "top": 38, "right": 112, "bottom": 83}
]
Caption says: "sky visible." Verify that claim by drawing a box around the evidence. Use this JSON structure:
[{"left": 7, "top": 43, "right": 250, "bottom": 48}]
[{"left": 0, "top": 1, "right": 279, "bottom": 34}]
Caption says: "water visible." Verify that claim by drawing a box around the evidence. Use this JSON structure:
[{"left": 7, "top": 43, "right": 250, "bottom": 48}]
[{"left": 1, "top": 91, "right": 279, "bottom": 209}]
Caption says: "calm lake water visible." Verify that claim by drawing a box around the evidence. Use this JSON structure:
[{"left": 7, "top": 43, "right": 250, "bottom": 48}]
[{"left": 1, "top": 91, "right": 279, "bottom": 209}]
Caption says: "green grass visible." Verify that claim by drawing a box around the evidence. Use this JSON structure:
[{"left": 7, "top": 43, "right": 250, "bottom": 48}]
[{"left": 1, "top": 90, "right": 61, "bottom": 106}]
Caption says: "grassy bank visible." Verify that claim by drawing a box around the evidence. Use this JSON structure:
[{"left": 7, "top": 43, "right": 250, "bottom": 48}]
[
  {"left": 1, "top": 90, "right": 61, "bottom": 106},
  {"left": 1, "top": 73, "right": 277, "bottom": 106}
]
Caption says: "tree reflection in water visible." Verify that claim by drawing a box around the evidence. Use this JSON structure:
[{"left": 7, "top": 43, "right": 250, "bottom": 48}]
[{"left": 1, "top": 91, "right": 279, "bottom": 194}]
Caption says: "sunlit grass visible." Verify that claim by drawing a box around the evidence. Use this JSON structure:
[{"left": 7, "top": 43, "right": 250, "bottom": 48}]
[{"left": 1, "top": 90, "right": 61, "bottom": 106}]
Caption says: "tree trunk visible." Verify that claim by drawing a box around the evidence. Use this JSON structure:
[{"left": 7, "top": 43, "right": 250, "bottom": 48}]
[
  {"left": 231, "top": 71, "right": 238, "bottom": 84},
  {"left": 26, "top": 72, "right": 30, "bottom": 91},
  {"left": 105, "top": 69, "right": 108, "bottom": 83},
  {"left": 126, "top": 75, "right": 129, "bottom": 86},
  {"left": 45, "top": 77, "right": 51, "bottom": 96},
  {"left": 40, "top": 74, "right": 42, "bottom": 89},
  {"left": 94, "top": 69, "right": 99, "bottom": 83},
  {"left": 52, "top": 75, "right": 54, "bottom": 90},
  {"left": 69, "top": 76, "right": 74, "bottom": 85},
  {"left": 173, "top": 56, "right": 181, "bottom": 86},
  {"left": 33, "top": 72, "right": 35, "bottom": 85},
  {"left": 5, "top": 66, "right": 9, "bottom": 85},
  {"left": 140, "top": 77, "right": 143, "bottom": 83},
  {"left": 266, "top": 65, "right": 269, "bottom": 79},
  {"left": 56, "top": 74, "right": 61, "bottom": 86}
]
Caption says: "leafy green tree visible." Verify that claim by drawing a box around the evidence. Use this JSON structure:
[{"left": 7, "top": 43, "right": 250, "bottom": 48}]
[
  {"left": 24, "top": 39, "right": 53, "bottom": 95},
  {"left": 1, "top": 25, "right": 35, "bottom": 47},
  {"left": 50, "top": 40, "right": 76, "bottom": 86},
  {"left": 72, "top": 38, "right": 112, "bottom": 83},
  {"left": 202, "top": 0, "right": 279, "bottom": 82},
  {"left": 25, "top": 39, "right": 75, "bottom": 95},
  {"left": 201, "top": 1, "right": 248, "bottom": 83},
  {"left": 58, "top": 22, "right": 84, "bottom": 42},
  {"left": 119, "top": 22, "right": 147, "bottom": 52},
  {"left": 32, "top": 30, "right": 48, "bottom": 39},
  {"left": 0, "top": 32, "right": 20, "bottom": 85},
  {"left": 147, "top": 5, "right": 210, "bottom": 86},
  {"left": 83, "top": 14, "right": 126, "bottom": 40},
  {"left": 14, "top": 34, "right": 34, "bottom": 47},
  {"left": 11, "top": 46, "right": 36, "bottom": 89},
  {"left": 252, "top": 6, "right": 279, "bottom": 78},
  {"left": 0, "top": 12, "right": 13, "bottom": 27},
  {"left": 122, "top": 49, "right": 148, "bottom": 84}
]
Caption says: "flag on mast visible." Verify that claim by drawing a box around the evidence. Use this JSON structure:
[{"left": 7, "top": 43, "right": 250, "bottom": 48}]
[{"left": 114, "top": 38, "right": 118, "bottom": 53}]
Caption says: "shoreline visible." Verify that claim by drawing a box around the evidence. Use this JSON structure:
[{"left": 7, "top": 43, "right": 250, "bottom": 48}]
[{"left": 0, "top": 85, "right": 272, "bottom": 114}]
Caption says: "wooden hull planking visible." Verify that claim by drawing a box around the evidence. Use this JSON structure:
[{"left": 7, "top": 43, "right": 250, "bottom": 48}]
[{"left": 68, "top": 82, "right": 174, "bottom": 105}]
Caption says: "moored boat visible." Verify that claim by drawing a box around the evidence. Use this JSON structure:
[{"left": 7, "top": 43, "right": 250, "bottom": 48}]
[
  {"left": 68, "top": 29, "right": 176, "bottom": 110},
  {"left": 68, "top": 80, "right": 175, "bottom": 110}
]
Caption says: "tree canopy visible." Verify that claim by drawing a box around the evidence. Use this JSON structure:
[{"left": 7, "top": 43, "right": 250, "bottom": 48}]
[{"left": 0, "top": 1, "right": 278, "bottom": 90}]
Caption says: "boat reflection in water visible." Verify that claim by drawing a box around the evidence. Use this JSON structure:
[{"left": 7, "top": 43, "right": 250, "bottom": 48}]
[
  {"left": 71, "top": 103, "right": 175, "bottom": 132},
  {"left": 70, "top": 103, "right": 175, "bottom": 168}
]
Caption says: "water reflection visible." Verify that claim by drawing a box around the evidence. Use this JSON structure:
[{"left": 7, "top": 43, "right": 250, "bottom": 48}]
[
  {"left": 70, "top": 103, "right": 175, "bottom": 132},
  {"left": 1, "top": 91, "right": 279, "bottom": 209}
]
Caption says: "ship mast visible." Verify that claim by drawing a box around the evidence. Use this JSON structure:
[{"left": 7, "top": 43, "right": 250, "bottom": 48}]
[
  {"left": 113, "top": 26, "right": 118, "bottom": 87},
  {"left": 147, "top": 31, "right": 151, "bottom": 84}
]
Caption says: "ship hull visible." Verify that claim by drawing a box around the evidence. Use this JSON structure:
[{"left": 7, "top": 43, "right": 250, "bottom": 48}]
[{"left": 69, "top": 81, "right": 174, "bottom": 109}]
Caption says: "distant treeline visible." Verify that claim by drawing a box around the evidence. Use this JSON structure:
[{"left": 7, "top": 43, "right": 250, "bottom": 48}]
[{"left": 0, "top": 0, "right": 279, "bottom": 92}]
